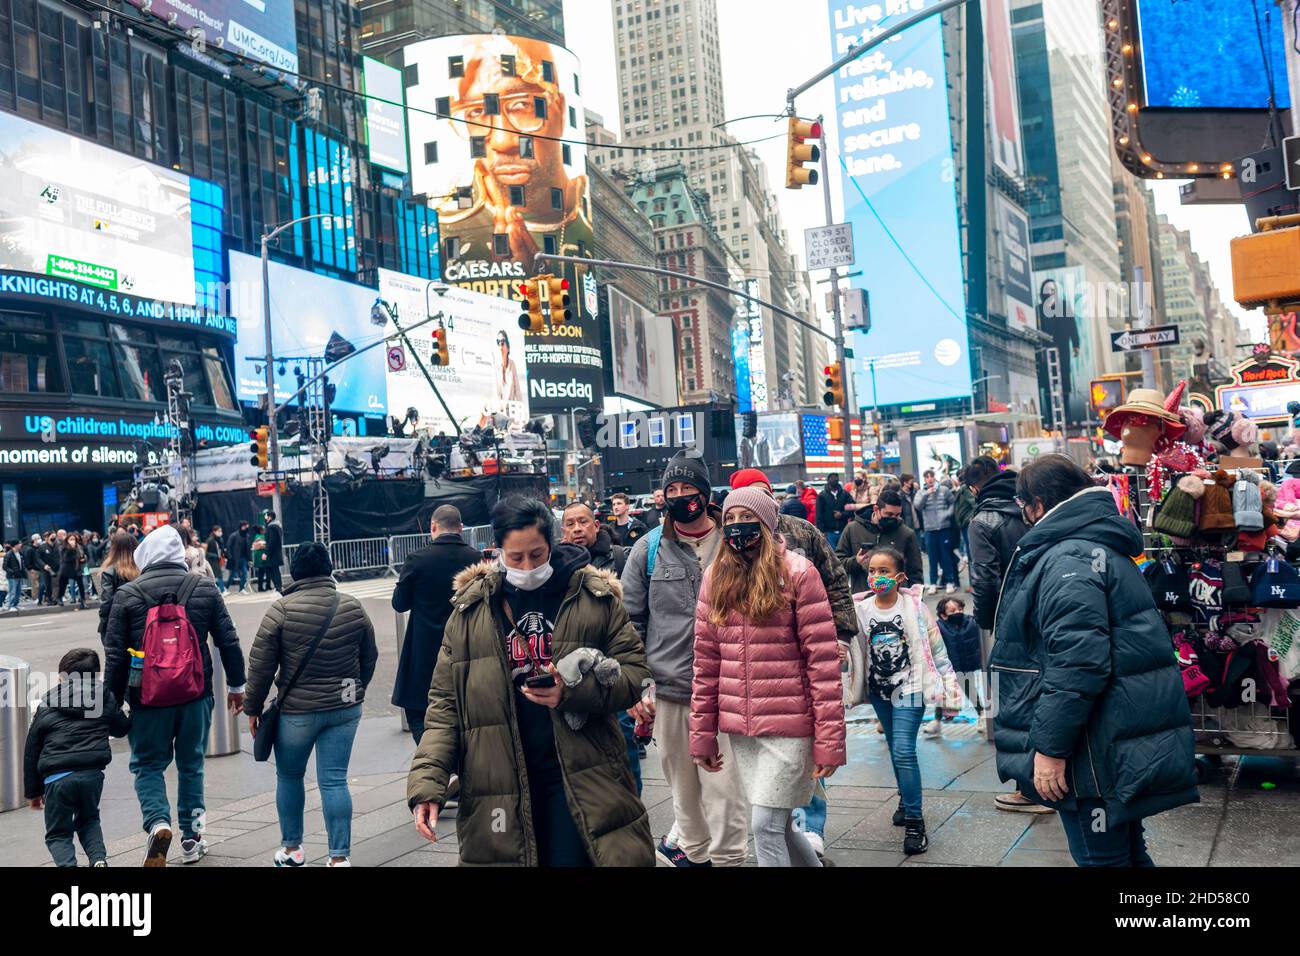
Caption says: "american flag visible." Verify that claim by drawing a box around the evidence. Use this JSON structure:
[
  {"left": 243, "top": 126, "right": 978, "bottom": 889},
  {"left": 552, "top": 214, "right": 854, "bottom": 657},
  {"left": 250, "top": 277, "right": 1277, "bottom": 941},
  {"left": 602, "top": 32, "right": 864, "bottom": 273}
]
[{"left": 801, "top": 414, "right": 864, "bottom": 477}]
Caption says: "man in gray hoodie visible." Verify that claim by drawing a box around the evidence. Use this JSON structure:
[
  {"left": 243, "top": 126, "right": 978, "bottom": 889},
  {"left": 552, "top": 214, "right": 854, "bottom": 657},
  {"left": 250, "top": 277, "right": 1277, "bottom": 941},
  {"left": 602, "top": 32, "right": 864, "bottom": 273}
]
[
  {"left": 621, "top": 452, "right": 749, "bottom": 867},
  {"left": 913, "top": 469, "right": 959, "bottom": 594}
]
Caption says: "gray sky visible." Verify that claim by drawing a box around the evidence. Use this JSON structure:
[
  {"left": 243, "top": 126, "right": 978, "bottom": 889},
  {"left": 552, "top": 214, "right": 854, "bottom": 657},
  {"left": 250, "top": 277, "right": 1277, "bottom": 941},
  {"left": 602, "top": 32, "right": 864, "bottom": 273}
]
[{"left": 564, "top": 0, "right": 1265, "bottom": 346}]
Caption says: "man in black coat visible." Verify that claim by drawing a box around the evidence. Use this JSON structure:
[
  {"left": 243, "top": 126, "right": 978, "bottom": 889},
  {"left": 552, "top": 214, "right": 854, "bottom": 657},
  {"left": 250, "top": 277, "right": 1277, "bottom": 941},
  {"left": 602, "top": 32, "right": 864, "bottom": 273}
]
[
  {"left": 814, "top": 473, "right": 854, "bottom": 547},
  {"left": 391, "top": 504, "right": 483, "bottom": 743},
  {"left": 262, "top": 510, "right": 284, "bottom": 593},
  {"left": 103, "top": 524, "right": 246, "bottom": 866}
]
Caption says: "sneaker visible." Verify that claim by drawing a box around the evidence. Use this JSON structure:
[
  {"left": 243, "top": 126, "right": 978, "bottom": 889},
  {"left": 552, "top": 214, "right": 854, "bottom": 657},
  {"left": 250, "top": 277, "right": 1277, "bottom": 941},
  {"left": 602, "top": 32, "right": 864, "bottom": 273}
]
[
  {"left": 976, "top": 719, "right": 988, "bottom": 735},
  {"left": 903, "top": 818, "right": 928, "bottom": 855},
  {"left": 179, "top": 837, "right": 208, "bottom": 864},
  {"left": 656, "top": 837, "right": 712, "bottom": 867},
  {"left": 327, "top": 858, "right": 351, "bottom": 867},
  {"left": 804, "top": 831, "right": 825, "bottom": 860},
  {"left": 143, "top": 822, "right": 172, "bottom": 867},
  {"left": 945, "top": 584, "right": 957, "bottom": 595},
  {"left": 274, "top": 847, "right": 305, "bottom": 867},
  {"left": 995, "top": 791, "right": 1055, "bottom": 814},
  {"left": 925, "top": 585, "right": 937, "bottom": 595},
  {"left": 922, "top": 720, "right": 942, "bottom": 737},
  {"left": 892, "top": 798, "right": 905, "bottom": 827},
  {"left": 92, "top": 860, "right": 107, "bottom": 868},
  {"left": 958, "top": 555, "right": 969, "bottom": 572}
]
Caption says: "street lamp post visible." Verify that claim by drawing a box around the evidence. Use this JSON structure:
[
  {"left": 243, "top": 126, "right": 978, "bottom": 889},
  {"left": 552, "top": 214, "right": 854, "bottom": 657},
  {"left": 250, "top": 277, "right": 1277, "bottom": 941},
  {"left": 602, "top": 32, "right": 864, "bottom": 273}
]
[{"left": 260, "top": 213, "right": 335, "bottom": 520}]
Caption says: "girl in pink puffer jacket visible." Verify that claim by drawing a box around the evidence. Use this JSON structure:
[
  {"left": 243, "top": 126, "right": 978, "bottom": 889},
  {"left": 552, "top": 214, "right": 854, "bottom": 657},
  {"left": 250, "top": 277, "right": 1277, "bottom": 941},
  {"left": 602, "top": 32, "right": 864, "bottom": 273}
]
[{"left": 690, "top": 487, "right": 846, "bottom": 867}]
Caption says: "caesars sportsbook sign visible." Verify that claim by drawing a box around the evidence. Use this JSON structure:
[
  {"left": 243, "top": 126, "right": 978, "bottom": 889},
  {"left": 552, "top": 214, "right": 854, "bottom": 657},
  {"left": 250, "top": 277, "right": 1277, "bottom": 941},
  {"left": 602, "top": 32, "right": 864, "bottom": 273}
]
[{"left": 401, "top": 33, "right": 604, "bottom": 411}]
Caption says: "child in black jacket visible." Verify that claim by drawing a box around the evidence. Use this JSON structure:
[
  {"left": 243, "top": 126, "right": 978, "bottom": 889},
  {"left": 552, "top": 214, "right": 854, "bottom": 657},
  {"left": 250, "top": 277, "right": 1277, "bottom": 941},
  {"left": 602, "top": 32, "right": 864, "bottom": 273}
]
[{"left": 24, "top": 647, "right": 130, "bottom": 866}]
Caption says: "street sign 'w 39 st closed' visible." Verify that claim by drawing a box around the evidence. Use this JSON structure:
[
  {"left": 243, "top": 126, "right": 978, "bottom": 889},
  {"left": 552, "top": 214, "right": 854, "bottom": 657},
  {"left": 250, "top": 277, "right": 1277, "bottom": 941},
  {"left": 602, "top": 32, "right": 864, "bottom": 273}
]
[{"left": 805, "top": 223, "right": 855, "bottom": 271}]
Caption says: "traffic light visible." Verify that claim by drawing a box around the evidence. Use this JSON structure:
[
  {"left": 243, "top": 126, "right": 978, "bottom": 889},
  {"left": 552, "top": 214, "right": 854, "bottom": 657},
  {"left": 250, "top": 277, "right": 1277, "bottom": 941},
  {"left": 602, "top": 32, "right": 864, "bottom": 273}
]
[
  {"left": 518, "top": 277, "right": 544, "bottom": 332},
  {"left": 785, "top": 116, "right": 822, "bottom": 189},
  {"left": 1089, "top": 377, "right": 1125, "bottom": 417},
  {"left": 431, "top": 326, "right": 449, "bottom": 366},
  {"left": 546, "top": 275, "right": 572, "bottom": 325},
  {"left": 828, "top": 418, "right": 845, "bottom": 443},
  {"left": 248, "top": 425, "right": 269, "bottom": 470},
  {"left": 823, "top": 362, "right": 844, "bottom": 407}
]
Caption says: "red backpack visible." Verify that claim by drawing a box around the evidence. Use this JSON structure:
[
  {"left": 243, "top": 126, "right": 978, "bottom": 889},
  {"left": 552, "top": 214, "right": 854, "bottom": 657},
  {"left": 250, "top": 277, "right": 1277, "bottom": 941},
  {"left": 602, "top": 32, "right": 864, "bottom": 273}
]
[{"left": 139, "top": 576, "right": 205, "bottom": 707}]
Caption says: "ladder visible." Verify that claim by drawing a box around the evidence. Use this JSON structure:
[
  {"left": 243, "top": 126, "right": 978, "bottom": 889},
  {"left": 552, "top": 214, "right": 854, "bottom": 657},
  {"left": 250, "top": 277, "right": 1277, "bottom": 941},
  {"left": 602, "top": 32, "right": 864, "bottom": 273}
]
[
  {"left": 302, "top": 357, "right": 331, "bottom": 545},
  {"left": 1044, "top": 346, "right": 1066, "bottom": 434}
]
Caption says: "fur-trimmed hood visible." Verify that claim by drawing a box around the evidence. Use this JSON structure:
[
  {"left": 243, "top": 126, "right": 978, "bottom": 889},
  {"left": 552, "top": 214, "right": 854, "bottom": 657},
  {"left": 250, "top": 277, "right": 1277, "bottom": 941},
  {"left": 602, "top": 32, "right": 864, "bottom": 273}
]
[{"left": 451, "top": 544, "right": 624, "bottom": 607}]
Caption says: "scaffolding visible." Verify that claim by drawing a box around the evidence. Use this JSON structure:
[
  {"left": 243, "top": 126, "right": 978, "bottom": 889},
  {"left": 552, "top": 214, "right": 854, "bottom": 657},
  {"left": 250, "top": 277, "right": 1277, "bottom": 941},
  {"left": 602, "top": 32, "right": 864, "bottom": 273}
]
[{"left": 1044, "top": 346, "right": 1066, "bottom": 435}]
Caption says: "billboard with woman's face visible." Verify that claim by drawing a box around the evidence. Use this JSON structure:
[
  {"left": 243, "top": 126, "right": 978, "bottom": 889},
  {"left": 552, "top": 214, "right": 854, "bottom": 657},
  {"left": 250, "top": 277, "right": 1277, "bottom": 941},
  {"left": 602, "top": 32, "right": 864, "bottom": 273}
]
[{"left": 401, "top": 33, "right": 602, "bottom": 411}]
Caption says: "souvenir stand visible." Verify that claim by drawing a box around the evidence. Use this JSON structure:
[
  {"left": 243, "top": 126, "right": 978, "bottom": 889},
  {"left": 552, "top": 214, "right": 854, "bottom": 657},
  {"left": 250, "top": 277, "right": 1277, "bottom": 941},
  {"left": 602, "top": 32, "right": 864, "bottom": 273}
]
[{"left": 1101, "top": 381, "right": 1300, "bottom": 771}]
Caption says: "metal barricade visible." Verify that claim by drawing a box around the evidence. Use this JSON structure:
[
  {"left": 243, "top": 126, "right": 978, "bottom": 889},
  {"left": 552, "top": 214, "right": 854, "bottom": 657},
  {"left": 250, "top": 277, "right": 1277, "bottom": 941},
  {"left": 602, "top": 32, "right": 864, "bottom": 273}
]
[
  {"left": 463, "top": 525, "right": 495, "bottom": 551},
  {"left": 389, "top": 534, "right": 429, "bottom": 571},
  {"left": 0, "top": 656, "right": 31, "bottom": 812},
  {"left": 328, "top": 537, "right": 392, "bottom": 575},
  {"left": 206, "top": 638, "right": 241, "bottom": 757}
]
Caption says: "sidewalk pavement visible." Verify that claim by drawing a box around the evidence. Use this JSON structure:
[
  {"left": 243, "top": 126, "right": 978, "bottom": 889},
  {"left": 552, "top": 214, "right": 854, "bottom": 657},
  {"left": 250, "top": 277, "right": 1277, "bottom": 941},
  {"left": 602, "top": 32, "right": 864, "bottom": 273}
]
[{"left": 2, "top": 708, "right": 1297, "bottom": 867}]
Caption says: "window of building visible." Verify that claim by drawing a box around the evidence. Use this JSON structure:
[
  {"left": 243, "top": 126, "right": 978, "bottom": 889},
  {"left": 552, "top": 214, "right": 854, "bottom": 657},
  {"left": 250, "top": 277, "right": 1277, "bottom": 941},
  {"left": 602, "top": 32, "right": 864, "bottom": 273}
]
[
  {"left": 483, "top": 93, "right": 499, "bottom": 115},
  {"left": 109, "top": 326, "right": 164, "bottom": 402},
  {"left": 444, "top": 236, "right": 460, "bottom": 260},
  {"left": 435, "top": 96, "right": 450, "bottom": 117},
  {"left": 500, "top": 54, "right": 516, "bottom": 76},
  {"left": 562, "top": 143, "right": 572, "bottom": 165},
  {"left": 543, "top": 234, "right": 558, "bottom": 255},
  {"left": 620, "top": 419, "right": 638, "bottom": 448},
  {"left": 519, "top": 135, "right": 534, "bottom": 158},
  {"left": 648, "top": 416, "right": 666, "bottom": 447},
  {"left": 509, "top": 185, "right": 525, "bottom": 206},
  {"left": 675, "top": 413, "right": 695, "bottom": 446},
  {"left": 493, "top": 233, "right": 510, "bottom": 256},
  {"left": 533, "top": 96, "right": 547, "bottom": 120},
  {"left": 0, "top": 313, "right": 62, "bottom": 393},
  {"left": 423, "top": 141, "right": 438, "bottom": 164},
  {"left": 403, "top": 64, "right": 419, "bottom": 88},
  {"left": 551, "top": 187, "right": 563, "bottom": 210},
  {"left": 448, "top": 55, "right": 464, "bottom": 78},
  {"left": 541, "top": 60, "right": 555, "bottom": 83},
  {"left": 568, "top": 105, "right": 577, "bottom": 128},
  {"left": 470, "top": 136, "right": 486, "bottom": 158},
  {"left": 201, "top": 346, "right": 236, "bottom": 411}
]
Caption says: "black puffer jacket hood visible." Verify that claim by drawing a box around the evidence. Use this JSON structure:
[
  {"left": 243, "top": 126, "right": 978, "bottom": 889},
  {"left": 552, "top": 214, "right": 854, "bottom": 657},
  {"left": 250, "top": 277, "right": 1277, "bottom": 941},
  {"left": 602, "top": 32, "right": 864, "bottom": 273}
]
[
  {"left": 23, "top": 679, "right": 130, "bottom": 798},
  {"left": 974, "top": 470, "right": 1019, "bottom": 510},
  {"left": 1014, "top": 485, "right": 1144, "bottom": 564}
]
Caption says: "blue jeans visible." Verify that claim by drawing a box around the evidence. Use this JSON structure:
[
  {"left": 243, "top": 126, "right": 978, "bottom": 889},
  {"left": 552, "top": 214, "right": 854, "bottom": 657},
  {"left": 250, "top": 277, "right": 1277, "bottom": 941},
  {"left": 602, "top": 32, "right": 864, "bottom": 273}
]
[
  {"left": 5, "top": 576, "right": 22, "bottom": 608},
  {"left": 924, "top": 528, "right": 958, "bottom": 586},
  {"left": 1057, "top": 798, "right": 1156, "bottom": 867},
  {"left": 827, "top": 530, "right": 842, "bottom": 550},
  {"left": 872, "top": 693, "right": 926, "bottom": 818},
  {"left": 128, "top": 695, "right": 214, "bottom": 838},
  {"left": 227, "top": 558, "right": 247, "bottom": 590},
  {"left": 618, "top": 711, "right": 642, "bottom": 796},
  {"left": 274, "top": 703, "right": 362, "bottom": 858},
  {"left": 796, "top": 780, "right": 828, "bottom": 838}
]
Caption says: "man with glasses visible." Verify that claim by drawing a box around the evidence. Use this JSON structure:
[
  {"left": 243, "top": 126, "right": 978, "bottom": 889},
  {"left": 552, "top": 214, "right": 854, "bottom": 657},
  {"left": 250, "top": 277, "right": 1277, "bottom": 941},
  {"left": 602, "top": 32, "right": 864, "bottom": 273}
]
[{"left": 436, "top": 35, "right": 594, "bottom": 275}]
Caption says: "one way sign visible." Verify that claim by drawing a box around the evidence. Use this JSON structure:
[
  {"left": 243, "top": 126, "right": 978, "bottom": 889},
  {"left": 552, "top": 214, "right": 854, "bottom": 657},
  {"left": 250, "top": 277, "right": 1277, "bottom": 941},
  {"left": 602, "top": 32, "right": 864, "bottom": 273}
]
[{"left": 1110, "top": 325, "right": 1180, "bottom": 352}]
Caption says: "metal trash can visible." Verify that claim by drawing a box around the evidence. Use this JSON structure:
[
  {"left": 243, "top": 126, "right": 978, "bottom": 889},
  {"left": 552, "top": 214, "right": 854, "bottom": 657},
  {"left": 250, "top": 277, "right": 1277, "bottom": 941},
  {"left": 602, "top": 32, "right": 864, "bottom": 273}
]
[
  {"left": 395, "top": 610, "right": 409, "bottom": 734},
  {"left": 205, "top": 639, "right": 241, "bottom": 757},
  {"left": 0, "top": 656, "right": 31, "bottom": 812}
]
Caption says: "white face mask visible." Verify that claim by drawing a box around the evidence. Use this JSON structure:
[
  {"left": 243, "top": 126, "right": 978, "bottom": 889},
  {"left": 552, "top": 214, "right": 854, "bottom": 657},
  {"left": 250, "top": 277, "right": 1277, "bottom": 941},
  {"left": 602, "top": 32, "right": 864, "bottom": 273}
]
[{"left": 500, "top": 557, "right": 553, "bottom": 592}]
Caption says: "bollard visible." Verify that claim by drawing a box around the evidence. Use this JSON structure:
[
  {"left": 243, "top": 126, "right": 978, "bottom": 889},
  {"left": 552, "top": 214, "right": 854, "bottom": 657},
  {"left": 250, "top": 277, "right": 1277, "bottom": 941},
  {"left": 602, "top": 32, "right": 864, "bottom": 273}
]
[
  {"left": 395, "top": 610, "right": 409, "bottom": 734},
  {"left": 0, "top": 656, "right": 31, "bottom": 812},
  {"left": 205, "top": 638, "right": 242, "bottom": 757}
]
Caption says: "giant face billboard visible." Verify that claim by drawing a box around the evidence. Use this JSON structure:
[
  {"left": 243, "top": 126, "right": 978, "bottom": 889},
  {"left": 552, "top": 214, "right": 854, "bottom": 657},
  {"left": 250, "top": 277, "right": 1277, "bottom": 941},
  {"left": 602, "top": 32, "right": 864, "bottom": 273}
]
[
  {"left": 828, "top": 3, "right": 971, "bottom": 408},
  {"left": 402, "top": 33, "right": 603, "bottom": 412},
  {"left": 609, "top": 286, "right": 678, "bottom": 409},
  {"left": 379, "top": 269, "right": 529, "bottom": 434},
  {"left": 229, "top": 251, "right": 388, "bottom": 416},
  {"left": 124, "top": 0, "right": 298, "bottom": 73},
  {"left": 0, "top": 111, "right": 196, "bottom": 305}
]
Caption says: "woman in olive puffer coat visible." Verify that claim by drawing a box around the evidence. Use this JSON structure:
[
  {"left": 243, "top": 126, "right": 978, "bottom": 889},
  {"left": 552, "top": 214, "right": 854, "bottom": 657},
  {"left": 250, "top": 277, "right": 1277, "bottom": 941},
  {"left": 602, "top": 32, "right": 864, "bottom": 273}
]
[
  {"left": 245, "top": 543, "right": 378, "bottom": 867},
  {"left": 991, "top": 455, "right": 1197, "bottom": 867}
]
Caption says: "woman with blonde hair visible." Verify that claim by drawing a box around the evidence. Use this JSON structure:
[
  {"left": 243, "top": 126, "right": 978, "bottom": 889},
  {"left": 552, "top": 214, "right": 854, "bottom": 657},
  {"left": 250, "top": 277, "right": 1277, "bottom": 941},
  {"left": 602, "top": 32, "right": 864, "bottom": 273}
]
[
  {"left": 690, "top": 486, "right": 846, "bottom": 867},
  {"left": 97, "top": 530, "right": 140, "bottom": 645}
]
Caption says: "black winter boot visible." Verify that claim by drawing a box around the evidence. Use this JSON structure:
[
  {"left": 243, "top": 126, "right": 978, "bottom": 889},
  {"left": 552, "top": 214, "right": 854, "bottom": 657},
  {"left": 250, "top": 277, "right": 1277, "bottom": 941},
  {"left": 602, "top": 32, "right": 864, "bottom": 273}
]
[
  {"left": 892, "top": 798, "right": 905, "bottom": 827},
  {"left": 903, "top": 817, "right": 928, "bottom": 855}
]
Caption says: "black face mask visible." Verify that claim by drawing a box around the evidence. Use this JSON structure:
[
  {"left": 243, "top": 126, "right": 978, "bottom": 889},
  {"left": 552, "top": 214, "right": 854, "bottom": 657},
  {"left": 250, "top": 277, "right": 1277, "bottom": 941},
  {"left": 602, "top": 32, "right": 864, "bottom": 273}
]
[
  {"left": 876, "top": 516, "right": 901, "bottom": 532},
  {"left": 667, "top": 493, "right": 707, "bottom": 524},
  {"left": 724, "top": 522, "right": 762, "bottom": 552},
  {"left": 945, "top": 612, "right": 966, "bottom": 627}
]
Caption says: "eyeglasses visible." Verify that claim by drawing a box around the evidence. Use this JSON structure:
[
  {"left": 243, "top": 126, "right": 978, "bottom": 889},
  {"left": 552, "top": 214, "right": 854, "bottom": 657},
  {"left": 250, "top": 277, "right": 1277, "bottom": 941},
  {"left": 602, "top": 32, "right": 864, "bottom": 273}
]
[{"left": 449, "top": 92, "right": 549, "bottom": 137}]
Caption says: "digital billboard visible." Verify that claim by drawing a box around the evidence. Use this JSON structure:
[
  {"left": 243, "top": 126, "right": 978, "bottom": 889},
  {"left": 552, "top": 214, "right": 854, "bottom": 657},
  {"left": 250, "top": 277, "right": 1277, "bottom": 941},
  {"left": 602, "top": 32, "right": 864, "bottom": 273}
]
[
  {"left": 734, "top": 412, "right": 803, "bottom": 470},
  {"left": 401, "top": 33, "right": 603, "bottom": 411},
  {"left": 362, "top": 57, "right": 409, "bottom": 174},
  {"left": 828, "top": 3, "right": 970, "bottom": 408},
  {"left": 378, "top": 269, "right": 528, "bottom": 434},
  {"left": 124, "top": 0, "right": 299, "bottom": 74},
  {"left": 995, "top": 194, "right": 1034, "bottom": 331},
  {"left": 985, "top": 0, "right": 1024, "bottom": 180},
  {"left": 0, "top": 111, "right": 196, "bottom": 305},
  {"left": 609, "top": 286, "right": 677, "bottom": 408},
  {"left": 1137, "top": 0, "right": 1289, "bottom": 109},
  {"left": 229, "top": 251, "right": 388, "bottom": 416},
  {"left": 1033, "top": 267, "right": 1093, "bottom": 427}
]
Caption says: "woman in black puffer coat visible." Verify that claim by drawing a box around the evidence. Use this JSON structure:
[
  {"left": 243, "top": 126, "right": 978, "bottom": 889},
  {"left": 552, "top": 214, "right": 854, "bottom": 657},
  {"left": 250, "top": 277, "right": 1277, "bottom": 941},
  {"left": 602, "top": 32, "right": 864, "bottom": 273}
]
[
  {"left": 991, "top": 455, "right": 1197, "bottom": 867},
  {"left": 244, "top": 543, "right": 378, "bottom": 868}
]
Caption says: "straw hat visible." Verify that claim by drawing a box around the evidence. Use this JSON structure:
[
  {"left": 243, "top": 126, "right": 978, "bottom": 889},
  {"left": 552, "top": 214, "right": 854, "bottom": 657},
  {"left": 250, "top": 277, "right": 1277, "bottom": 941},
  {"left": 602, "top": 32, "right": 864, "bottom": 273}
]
[{"left": 1102, "top": 380, "right": 1187, "bottom": 439}]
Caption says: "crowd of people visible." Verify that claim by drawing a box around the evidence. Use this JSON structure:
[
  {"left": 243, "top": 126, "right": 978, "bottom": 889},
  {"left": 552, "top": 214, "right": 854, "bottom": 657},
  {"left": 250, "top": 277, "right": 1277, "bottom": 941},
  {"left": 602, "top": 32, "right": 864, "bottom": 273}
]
[{"left": 20, "top": 450, "right": 1196, "bottom": 869}]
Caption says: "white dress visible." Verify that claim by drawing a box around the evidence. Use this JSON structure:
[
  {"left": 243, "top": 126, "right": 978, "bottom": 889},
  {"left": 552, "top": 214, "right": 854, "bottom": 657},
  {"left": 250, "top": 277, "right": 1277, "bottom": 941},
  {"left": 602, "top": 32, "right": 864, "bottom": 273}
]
[{"left": 728, "top": 733, "right": 816, "bottom": 809}]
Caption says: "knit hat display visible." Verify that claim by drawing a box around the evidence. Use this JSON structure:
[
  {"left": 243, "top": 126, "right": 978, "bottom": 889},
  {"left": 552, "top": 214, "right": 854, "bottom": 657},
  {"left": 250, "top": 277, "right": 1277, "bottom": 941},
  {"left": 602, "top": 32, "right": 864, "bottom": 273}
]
[
  {"left": 1232, "top": 470, "right": 1264, "bottom": 531},
  {"left": 729, "top": 468, "right": 773, "bottom": 493},
  {"left": 1152, "top": 475, "right": 1200, "bottom": 539},
  {"left": 1189, "top": 559, "right": 1223, "bottom": 631},
  {"left": 1144, "top": 558, "right": 1192, "bottom": 611},
  {"left": 1221, "top": 560, "right": 1255, "bottom": 607},
  {"left": 661, "top": 451, "right": 711, "bottom": 498},
  {"left": 721, "top": 486, "right": 779, "bottom": 532},
  {"left": 1198, "top": 471, "right": 1236, "bottom": 533},
  {"left": 1249, "top": 557, "right": 1300, "bottom": 608}
]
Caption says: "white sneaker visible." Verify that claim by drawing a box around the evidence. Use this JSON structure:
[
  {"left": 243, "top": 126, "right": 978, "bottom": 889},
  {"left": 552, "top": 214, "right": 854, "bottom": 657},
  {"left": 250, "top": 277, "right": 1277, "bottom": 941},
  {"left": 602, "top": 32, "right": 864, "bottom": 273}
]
[
  {"left": 804, "top": 831, "right": 825, "bottom": 859},
  {"left": 925, "top": 585, "right": 937, "bottom": 595},
  {"left": 273, "top": 846, "right": 305, "bottom": 867},
  {"left": 143, "top": 821, "right": 172, "bottom": 867},
  {"left": 179, "top": 837, "right": 208, "bottom": 864},
  {"left": 922, "top": 720, "right": 943, "bottom": 737},
  {"left": 976, "top": 719, "right": 988, "bottom": 734},
  {"left": 945, "top": 584, "right": 957, "bottom": 595},
  {"left": 327, "top": 858, "right": 351, "bottom": 867},
  {"left": 958, "top": 555, "right": 968, "bottom": 572}
]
